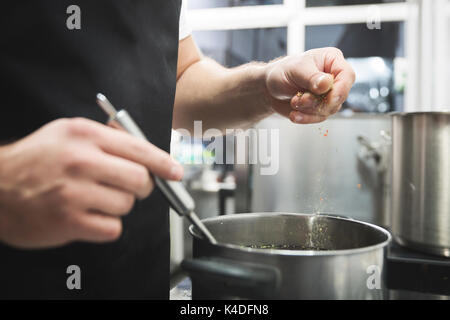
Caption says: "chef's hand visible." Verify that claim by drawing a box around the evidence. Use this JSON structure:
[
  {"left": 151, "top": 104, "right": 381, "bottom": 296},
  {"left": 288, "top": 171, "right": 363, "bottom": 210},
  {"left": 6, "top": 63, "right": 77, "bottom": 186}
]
[
  {"left": 0, "top": 118, "right": 183, "bottom": 249},
  {"left": 265, "top": 47, "right": 355, "bottom": 124}
]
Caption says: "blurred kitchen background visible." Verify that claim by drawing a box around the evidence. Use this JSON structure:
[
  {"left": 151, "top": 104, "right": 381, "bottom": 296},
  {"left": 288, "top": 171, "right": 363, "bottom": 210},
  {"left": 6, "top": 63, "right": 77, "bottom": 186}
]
[{"left": 169, "top": 0, "right": 450, "bottom": 290}]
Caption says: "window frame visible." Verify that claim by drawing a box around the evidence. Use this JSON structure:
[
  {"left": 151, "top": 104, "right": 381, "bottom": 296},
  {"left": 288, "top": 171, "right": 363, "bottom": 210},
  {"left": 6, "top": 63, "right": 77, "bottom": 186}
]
[{"left": 188, "top": 0, "right": 450, "bottom": 111}]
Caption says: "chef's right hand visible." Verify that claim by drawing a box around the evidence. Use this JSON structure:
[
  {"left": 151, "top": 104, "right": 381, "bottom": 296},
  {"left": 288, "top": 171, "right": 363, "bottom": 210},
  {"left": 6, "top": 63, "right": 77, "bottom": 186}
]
[{"left": 0, "top": 118, "right": 183, "bottom": 249}]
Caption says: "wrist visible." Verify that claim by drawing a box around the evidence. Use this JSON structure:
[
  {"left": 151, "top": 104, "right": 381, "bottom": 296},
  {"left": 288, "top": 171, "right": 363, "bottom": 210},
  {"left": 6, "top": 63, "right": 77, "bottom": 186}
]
[{"left": 250, "top": 62, "right": 276, "bottom": 117}]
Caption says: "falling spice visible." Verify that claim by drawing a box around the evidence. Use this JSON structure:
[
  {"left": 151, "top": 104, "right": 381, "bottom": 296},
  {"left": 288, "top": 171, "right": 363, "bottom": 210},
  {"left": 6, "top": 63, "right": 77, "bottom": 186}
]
[{"left": 318, "top": 128, "right": 329, "bottom": 137}]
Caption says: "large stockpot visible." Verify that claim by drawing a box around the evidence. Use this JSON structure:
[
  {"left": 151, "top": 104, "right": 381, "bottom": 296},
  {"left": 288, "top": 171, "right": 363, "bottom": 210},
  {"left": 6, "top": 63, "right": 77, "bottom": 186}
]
[
  {"left": 391, "top": 112, "right": 450, "bottom": 257},
  {"left": 181, "top": 213, "right": 391, "bottom": 300}
]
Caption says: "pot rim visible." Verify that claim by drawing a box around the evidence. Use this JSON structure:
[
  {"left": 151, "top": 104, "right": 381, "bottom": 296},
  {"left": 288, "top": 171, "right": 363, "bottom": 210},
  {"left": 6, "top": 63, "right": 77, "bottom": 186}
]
[
  {"left": 389, "top": 110, "right": 450, "bottom": 117},
  {"left": 190, "top": 212, "right": 392, "bottom": 257}
]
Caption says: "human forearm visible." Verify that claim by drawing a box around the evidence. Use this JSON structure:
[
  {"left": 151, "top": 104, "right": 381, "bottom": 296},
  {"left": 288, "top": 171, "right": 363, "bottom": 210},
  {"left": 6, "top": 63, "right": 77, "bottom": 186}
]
[
  {"left": 173, "top": 38, "right": 355, "bottom": 135},
  {"left": 0, "top": 118, "right": 183, "bottom": 248},
  {"left": 173, "top": 58, "right": 274, "bottom": 135}
]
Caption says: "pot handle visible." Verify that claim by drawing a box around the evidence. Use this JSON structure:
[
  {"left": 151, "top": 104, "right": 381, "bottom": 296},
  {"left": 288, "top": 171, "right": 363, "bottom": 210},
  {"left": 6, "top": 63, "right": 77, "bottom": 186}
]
[{"left": 181, "top": 257, "right": 281, "bottom": 299}]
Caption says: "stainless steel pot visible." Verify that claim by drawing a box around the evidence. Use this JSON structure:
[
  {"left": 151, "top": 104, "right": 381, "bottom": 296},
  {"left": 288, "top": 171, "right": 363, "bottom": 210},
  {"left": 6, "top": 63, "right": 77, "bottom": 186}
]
[
  {"left": 391, "top": 112, "right": 450, "bottom": 257},
  {"left": 182, "top": 213, "right": 391, "bottom": 300}
]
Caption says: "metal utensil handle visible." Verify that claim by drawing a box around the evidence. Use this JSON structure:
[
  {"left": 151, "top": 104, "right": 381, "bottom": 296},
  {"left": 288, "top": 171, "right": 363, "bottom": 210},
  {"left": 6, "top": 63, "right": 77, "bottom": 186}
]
[
  {"left": 114, "top": 110, "right": 195, "bottom": 216},
  {"left": 185, "top": 211, "right": 217, "bottom": 244},
  {"left": 154, "top": 178, "right": 194, "bottom": 216},
  {"left": 96, "top": 94, "right": 217, "bottom": 244}
]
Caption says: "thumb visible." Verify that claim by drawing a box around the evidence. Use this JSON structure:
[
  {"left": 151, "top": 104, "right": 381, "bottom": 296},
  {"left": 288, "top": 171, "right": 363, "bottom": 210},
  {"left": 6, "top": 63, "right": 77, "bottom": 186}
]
[
  {"left": 308, "top": 72, "right": 334, "bottom": 95},
  {"left": 266, "top": 59, "right": 334, "bottom": 100},
  {"left": 284, "top": 56, "right": 334, "bottom": 95}
]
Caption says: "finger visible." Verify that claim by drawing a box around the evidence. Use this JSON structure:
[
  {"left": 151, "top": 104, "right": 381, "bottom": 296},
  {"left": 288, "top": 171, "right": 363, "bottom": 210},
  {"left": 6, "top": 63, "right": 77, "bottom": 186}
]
[
  {"left": 324, "top": 79, "right": 352, "bottom": 111},
  {"left": 72, "top": 151, "right": 153, "bottom": 199},
  {"left": 286, "top": 63, "right": 334, "bottom": 96},
  {"left": 73, "top": 119, "right": 183, "bottom": 181},
  {"left": 289, "top": 111, "right": 327, "bottom": 124},
  {"left": 291, "top": 76, "right": 352, "bottom": 117},
  {"left": 290, "top": 49, "right": 354, "bottom": 115},
  {"left": 329, "top": 54, "right": 355, "bottom": 88},
  {"left": 100, "top": 130, "right": 184, "bottom": 181},
  {"left": 294, "top": 89, "right": 343, "bottom": 117},
  {"left": 64, "top": 182, "right": 137, "bottom": 216},
  {"left": 71, "top": 211, "right": 123, "bottom": 243},
  {"left": 291, "top": 92, "right": 322, "bottom": 111},
  {"left": 291, "top": 93, "right": 330, "bottom": 117},
  {"left": 324, "top": 55, "right": 355, "bottom": 109},
  {"left": 330, "top": 103, "right": 343, "bottom": 115}
]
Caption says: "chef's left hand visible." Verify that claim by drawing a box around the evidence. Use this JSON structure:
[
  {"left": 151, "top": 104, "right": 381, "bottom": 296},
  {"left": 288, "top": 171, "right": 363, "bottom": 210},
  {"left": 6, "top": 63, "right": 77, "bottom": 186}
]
[{"left": 265, "top": 47, "right": 355, "bottom": 124}]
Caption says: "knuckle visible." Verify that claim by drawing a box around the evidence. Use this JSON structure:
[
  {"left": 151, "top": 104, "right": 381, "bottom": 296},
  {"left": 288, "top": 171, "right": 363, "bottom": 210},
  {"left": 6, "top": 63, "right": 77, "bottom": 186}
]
[
  {"left": 140, "top": 177, "right": 153, "bottom": 198},
  {"left": 118, "top": 193, "right": 136, "bottom": 214},
  {"left": 137, "top": 175, "right": 155, "bottom": 199},
  {"left": 56, "top": 183, "right": 77, "bottom": 206},
  {"left": 59, "top": 148, "right": 94, "bottom": 176},
  {"left": 104, "top": 220, "right": 122, "bottom": 241},
  {"left": 161, "top": 155, "right": 174, "bottom": 172},
  {"left": 64, "top": 118, "right": 97, "bottom": 138},
  {"left": 58, "top": 148, "right": 77, "bottom": 167},
  {"left": 58, "top": 210, "right": 78, "bottom": 230},
  {"left": 128, "top": 138, "right": 147, "bottom": 158},
  {"left": 143, "top": 176, "right": 155, "bottom": 198},
  {"left": 331, "top": 47, "right": 344, "bottom": 57},
  {"left": 133, "top": 166, "right": 151, "bottom": 193}
]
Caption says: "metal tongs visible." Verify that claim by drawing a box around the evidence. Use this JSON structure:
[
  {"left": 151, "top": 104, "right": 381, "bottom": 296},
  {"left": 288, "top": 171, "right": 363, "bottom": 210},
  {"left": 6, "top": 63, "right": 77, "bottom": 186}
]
[{"left": 96, "top": 93, "right": 217, "bottom": 244}]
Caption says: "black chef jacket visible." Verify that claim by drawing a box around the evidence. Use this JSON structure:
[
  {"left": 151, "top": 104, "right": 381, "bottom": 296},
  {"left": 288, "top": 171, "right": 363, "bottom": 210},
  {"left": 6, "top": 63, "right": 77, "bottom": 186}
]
[{"left": 0, "top": 0, "right": 181, "bottom": 299}]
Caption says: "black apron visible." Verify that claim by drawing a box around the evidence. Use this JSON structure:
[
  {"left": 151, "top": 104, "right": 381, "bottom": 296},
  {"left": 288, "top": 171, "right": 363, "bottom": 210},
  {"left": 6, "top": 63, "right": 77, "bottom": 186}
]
[{"left": 0, "top": 0, "right": 181, "bottom": 299}]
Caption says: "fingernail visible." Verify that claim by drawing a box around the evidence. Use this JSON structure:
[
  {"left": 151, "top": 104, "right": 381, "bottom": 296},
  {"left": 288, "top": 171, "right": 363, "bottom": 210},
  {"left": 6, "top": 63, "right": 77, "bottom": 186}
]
[
  {"left": 313, "top": 74, "right": 327, "bottom": 91},
  {"left": 170, "top": 165, "right": 183, "bottom": 180},
  {"left": 294, "top": 114, "right": 303, "bottom": 123}
]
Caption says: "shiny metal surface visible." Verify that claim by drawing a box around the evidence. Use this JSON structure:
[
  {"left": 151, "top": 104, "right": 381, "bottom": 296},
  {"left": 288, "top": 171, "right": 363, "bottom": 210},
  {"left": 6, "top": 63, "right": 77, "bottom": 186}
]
[
  {"left": 389, "top": 290, "right": 450, "bottom": 300},
  {"left": 251, "top": 114, "right": 392, "bottom": 228},
  {"left": 190, "top": 213, "right": 391, "bottom": 300},
  {"left": 391, "top": 112, "right": 450, "bottom": 257},
  {"left": 96, "top": 94, "right": 217, "bottom": 244},
  {"left": 186, "top": 211, "right": 217, "bottom": 244}
]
